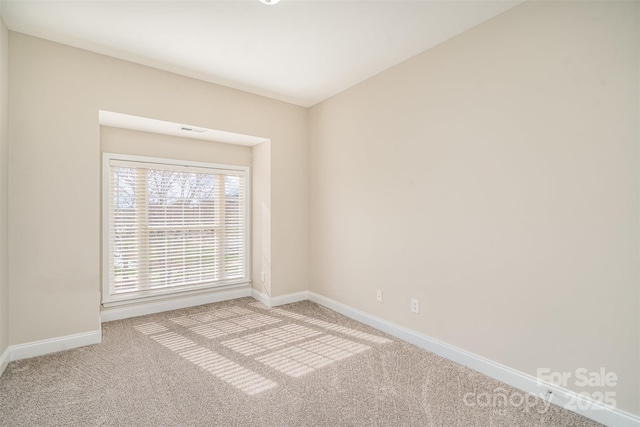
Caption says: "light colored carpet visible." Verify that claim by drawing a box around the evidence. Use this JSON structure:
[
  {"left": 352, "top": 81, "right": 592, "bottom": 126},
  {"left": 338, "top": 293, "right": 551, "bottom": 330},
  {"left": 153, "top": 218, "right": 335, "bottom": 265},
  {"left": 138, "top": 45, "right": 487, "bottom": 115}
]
[{"left": 0, "top": 298, "right": 602, "bottom": 426}]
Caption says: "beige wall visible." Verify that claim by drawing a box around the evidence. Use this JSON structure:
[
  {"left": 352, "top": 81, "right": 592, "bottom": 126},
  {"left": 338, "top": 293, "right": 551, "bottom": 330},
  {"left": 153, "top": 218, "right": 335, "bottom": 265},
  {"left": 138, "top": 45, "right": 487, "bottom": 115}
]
[
  {"left": 272, "top": 116, "right": 308, "bottom": 296},
  {"left": 309, "top": 1, "right": 639, "bottom": 415},
  {"left": 8, "top": 32, "right": 308, "bottom": 345},
  {"left": 0, "top": 17, "right": 8, "bottom": 359},
  {"left": 101, "top": 126, "right": 253, "bottom": 166},
  {"left": 252, "top": 141, "right": 272, "bottom": 296}
]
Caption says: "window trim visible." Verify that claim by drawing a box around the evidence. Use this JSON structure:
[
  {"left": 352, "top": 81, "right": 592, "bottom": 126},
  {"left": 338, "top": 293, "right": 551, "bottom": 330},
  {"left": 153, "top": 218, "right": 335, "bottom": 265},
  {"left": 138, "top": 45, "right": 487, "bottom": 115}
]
[{"left": 102, "top": 152, "right": 251, "bottom": 306}]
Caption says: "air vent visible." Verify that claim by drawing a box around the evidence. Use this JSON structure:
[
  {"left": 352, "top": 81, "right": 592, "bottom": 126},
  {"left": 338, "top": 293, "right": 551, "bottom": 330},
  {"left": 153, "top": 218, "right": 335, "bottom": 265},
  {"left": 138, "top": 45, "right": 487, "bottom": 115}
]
[{"left": 180, "top": 126, "right": 207, "bottom": 133}]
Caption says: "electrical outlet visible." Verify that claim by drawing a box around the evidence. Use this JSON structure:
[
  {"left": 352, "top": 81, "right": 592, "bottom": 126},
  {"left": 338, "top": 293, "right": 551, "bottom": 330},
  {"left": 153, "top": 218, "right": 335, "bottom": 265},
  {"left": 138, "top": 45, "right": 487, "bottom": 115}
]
[
  {"left": 261, "top": 271, "right": 266, "bottom": 282},
  {"left": 376, "top": 290, "right": 383, "bottom": 303},
  {"left": 411, "top": 299, "right": 420, "bottom": 314}
]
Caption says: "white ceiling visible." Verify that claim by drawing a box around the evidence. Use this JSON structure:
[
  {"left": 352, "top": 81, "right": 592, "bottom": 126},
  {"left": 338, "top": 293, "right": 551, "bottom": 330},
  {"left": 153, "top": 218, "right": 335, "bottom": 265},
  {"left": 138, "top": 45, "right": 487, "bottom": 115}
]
[{"left": 0, "top": 0, "right": 521, "bottom": 107}]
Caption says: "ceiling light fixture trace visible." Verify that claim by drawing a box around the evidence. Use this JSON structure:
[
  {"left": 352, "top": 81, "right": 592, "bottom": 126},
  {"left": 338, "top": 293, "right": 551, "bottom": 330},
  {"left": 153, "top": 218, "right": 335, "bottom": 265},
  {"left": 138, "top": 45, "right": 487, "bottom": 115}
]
[{"left": 258, "top": 0, "right": 281, "bottom": 5}]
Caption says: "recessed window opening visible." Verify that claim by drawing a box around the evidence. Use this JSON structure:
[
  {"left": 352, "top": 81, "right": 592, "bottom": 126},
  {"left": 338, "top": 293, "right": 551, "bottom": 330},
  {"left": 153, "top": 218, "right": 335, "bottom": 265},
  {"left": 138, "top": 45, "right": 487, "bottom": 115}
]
[{"left": 102, "top": 153, "right": 250, "bottom": 305}]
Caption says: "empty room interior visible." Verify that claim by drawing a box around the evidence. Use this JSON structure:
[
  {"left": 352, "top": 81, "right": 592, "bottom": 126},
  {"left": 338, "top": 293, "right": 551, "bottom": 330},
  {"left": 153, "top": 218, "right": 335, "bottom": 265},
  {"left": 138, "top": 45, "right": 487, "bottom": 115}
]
[{"left": 0, "top": 0, "right": 638, "bottom": 426}]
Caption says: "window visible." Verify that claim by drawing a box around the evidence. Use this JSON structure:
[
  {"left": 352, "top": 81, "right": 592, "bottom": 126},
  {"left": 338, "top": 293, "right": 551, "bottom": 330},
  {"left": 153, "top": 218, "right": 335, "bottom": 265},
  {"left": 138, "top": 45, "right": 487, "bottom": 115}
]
[{"left": 103, "top": 154, "right": 249, "bottom": 304}]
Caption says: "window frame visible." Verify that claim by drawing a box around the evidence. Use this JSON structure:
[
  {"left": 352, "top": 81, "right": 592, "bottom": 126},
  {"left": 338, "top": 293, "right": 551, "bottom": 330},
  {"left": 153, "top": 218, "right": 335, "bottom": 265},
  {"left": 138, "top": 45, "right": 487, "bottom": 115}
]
[{"left": 102, "top": 152, "right": 251, "bottom": 306}]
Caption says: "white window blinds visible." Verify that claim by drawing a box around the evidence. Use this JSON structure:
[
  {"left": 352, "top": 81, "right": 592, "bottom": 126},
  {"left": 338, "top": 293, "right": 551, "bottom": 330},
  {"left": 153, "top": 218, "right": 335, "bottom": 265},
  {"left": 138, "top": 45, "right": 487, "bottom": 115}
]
[{"left": 103, "top": 155, "right": 248, "bottom": 304}]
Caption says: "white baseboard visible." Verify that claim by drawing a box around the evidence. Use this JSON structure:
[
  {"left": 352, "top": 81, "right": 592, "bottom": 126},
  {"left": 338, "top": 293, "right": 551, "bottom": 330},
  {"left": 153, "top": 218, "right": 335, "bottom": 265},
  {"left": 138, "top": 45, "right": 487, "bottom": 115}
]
[
  {"left": 270, "top": 291, "right": 309, "bottom": 306},
  {"left": 251, "top": 288, "right": 308, "bottom": 307},
  {"left": 0, "top": 346, "right": 9, "bottom": 377},
  {"left": 251, "top": 289, "right": 271, "bottom": 307},
  {"left": 2, "top": 289, "right": 636, "bottom": 427},
  {"left": 101, "top": 286, "right": 252, "bottom": 322},
  {"left": 251, "top": 290, "right": 637, "bottom": 427},
  {"left": 8, "top": 329, "right": 102, "bottom": 363}
]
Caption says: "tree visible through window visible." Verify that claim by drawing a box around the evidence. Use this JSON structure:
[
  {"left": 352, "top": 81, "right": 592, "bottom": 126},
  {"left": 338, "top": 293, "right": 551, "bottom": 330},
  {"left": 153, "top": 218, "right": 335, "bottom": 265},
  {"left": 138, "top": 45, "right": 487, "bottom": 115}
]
[{"left": 103, "top": 155, "right": 248, "bottom": 303}]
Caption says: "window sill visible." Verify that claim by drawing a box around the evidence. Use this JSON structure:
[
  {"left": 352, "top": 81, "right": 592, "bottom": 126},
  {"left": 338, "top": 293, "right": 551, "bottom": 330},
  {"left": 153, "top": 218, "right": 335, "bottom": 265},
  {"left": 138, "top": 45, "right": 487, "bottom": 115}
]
[{"left": 101, "top": 281, "right": 251, "bottom": 308}]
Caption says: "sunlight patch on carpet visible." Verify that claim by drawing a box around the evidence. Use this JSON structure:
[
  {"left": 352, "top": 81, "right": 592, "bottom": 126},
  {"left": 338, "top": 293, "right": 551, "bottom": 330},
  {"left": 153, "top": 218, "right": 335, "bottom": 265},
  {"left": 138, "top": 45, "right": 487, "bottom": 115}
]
[
  {"left": 134, "top": 304, "right": 385, "bottom": 395},
  {"left": 134, "top": 323, "right": 278, "bottom": 396},
  {"left": 255, "top": 335, "right": 371, "bottom": 378},
  {"left": 169, "top": 316, "right": 201, "bottom": 327},
  {"left": 179, "top": 347, "right": 277, "bottom": 395},
  {"left": 189, "top": 313, "right": 283, "bottom": 339},
  {"left": 269, "top": 309, "right": 391, "bottom": 344},
  {"left": 192, "top": 307, "right": 254, "bottom": 323},
  {"left": 134, "top": 322, "right": 169, "bottom": 335},
  {"left": 150, "top": 332, "right": 198, "bottom": 352},
  {"left": 170, "top": 306, "right": 255, "bottom": 327},
  {"left": 222, "top": 324, "right": 323, "bottom": 356}
]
